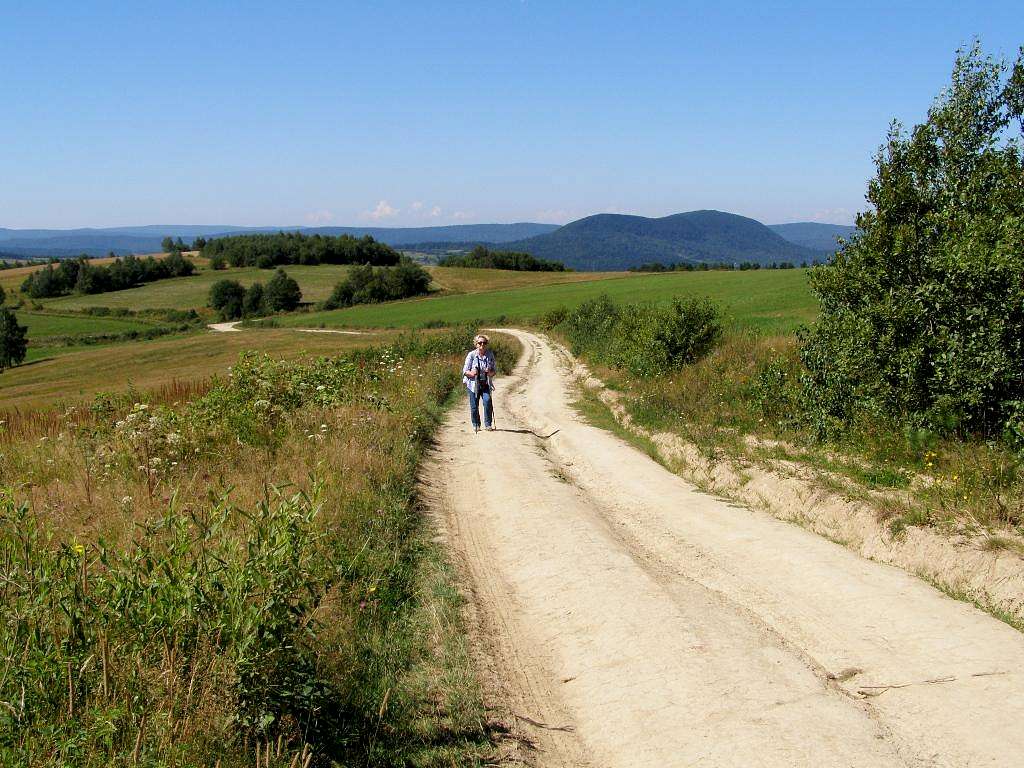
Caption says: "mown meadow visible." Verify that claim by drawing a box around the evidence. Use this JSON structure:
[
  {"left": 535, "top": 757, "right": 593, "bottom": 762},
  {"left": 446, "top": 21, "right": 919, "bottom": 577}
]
[
  {"left": 0, "top": 327, "right": 516, "bottom": 766},
  {"left": 275, "top": 268, "right": 816, "bottom": 336}
]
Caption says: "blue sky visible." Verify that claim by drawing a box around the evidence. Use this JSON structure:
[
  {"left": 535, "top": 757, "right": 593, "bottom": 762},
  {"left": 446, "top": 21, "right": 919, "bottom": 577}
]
[{"left": 1, "top": 1, "right": 1020, "bottom": 229}]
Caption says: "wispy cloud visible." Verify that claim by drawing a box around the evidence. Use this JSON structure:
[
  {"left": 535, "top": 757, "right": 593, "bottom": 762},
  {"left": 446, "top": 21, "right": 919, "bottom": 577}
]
[
  {"left": 363, "top": 200, "right": 399, "bottom": 220},
  {"left": 304, "top": 210, "right": 334, "bottom": 224},
  {"left": 533, "top": 208, "right": 575, "bottom": 224},
  {"left": 810, "top": 207, "right": 855, "bottom": 225},
  {"left": 451, "top": 210, "right": 471, "bottom": 220}
]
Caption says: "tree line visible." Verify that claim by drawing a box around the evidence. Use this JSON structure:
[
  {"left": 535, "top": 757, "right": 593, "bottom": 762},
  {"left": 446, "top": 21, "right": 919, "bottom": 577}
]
[
  {"left": 438, "top": 245, "right": 567, "bottom": 271},
  {"left": 208, "top": 268, "right": 303, "bottom": 320},
  {"left": 201, "top": 232, "right": 401, "bottom": 269},
  {"left": 20, "top": 253, "right": 196, "bottom": 299}
]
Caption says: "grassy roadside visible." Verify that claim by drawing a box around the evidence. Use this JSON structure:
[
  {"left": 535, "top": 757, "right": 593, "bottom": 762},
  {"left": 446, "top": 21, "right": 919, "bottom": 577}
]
[
  {"left": 566, "top": 346, "right": 1024, "bottom": 633},
  {"left": 0, "top": 328, "right": 510, "bottom": 766},
  {"left": 568, "top": 326, "right": 1023, "bottom": 545}
]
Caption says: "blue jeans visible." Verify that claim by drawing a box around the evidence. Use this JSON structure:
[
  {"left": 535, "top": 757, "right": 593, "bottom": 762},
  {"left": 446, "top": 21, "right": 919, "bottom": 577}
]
[{"left": 469, "top": 387, "right": 492, "bottom": 428}]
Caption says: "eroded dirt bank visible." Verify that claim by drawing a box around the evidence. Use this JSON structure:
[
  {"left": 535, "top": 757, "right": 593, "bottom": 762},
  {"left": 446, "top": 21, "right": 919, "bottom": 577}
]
[{"left": 425, "top": 329, "right": 1024, "bottom": 768}]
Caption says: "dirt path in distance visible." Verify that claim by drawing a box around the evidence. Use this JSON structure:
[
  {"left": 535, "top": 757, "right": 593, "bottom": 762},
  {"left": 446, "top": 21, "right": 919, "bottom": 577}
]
[{"left": 426, "top": 329, "right": 1024, "bottom": 768}]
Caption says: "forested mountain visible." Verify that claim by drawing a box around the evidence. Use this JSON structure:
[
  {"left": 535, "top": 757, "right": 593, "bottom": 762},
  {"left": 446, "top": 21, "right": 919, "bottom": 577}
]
[
  {"left": 0, "top": 223, "right": 559, "bottom": 258},
  {"left": 503, "top": 210, "right": 818, "bottom": 270},
  {"left": 769, "top": 222, "right": 858, "bottom": 255}
]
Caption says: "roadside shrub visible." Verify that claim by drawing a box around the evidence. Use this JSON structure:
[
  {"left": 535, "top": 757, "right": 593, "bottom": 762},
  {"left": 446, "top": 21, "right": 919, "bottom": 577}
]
[
  {"left": 608, "top": 298, "right": 723, "bottom": 378},
  {"left": 538, "top": 305, "right": 568, "bottom": 330},
  {"left": 800, "top": 44, "right": 1024, "bottom": 439},
  {"left": 561, "top": 294, "right": 620, "bottom": 359},
  {"left": 208, "top": 279, "right": 245, "bottom": 320}
]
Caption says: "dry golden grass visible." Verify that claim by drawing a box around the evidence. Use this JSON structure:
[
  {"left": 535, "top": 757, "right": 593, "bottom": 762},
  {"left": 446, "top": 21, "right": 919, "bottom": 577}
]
[
  {"left": 425, "top": 265, "right": 632, "bottom": 294},
  {"left": 0, "top": 327, "right": 387, "bottom": 411}
]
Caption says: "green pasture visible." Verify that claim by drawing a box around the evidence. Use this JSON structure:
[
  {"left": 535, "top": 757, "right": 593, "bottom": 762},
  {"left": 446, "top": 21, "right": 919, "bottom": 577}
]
[
  {"left": 17, "top": 311, "right": 158, "bottom": 340},
  {"left": 42, "top": 264, "right": 354, "bottom": 311},
  {"left": 279, "top": 268, "right": 818, "bottom": 335}
]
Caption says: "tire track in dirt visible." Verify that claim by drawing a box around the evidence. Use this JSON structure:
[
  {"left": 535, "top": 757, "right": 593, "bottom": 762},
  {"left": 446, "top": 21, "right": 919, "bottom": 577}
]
[{"left": 426, "top": 329, "right": 1024, "bottom": 767}]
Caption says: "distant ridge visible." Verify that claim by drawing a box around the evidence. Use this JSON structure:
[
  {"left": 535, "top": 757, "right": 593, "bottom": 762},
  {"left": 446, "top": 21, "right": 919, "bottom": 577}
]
[
  {"left": 768, "top": 222, "right": 858, "bottom": 255},
  {"left": 502, "top": 210, "right": 818, "bottom": 270},
  {"left": 0, "top": 222, "right": 559, "bottom": 258}
]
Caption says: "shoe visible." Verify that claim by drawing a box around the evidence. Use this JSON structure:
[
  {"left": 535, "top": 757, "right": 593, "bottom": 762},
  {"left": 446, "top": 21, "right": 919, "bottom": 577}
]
[
  {"left": 474, "top": 426, "right": 480, "bottom": 433},
  {"left": 486, "top": 426, "right": 496, "bottom": 431}
]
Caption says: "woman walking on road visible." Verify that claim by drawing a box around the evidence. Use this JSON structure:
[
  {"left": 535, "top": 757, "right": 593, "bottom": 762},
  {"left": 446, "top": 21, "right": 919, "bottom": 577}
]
[{"left": 464, "top": 333, "right": 497, "bottom": 432}]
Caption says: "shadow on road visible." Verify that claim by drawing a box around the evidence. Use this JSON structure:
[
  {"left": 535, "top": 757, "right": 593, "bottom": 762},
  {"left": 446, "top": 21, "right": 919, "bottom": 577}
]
[{"left": 495, "top": 428, "right": 560, "bottom": 439}]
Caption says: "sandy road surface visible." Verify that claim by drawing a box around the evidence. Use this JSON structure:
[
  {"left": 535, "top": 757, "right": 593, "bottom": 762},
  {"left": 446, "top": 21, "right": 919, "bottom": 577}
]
[{"left": 427, "top": 329, "right": 1024, "bottom": 768}]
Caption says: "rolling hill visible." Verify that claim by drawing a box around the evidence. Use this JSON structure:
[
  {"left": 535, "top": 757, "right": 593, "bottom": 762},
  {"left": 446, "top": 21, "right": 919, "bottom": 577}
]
[
  {"left": 0, "top": 223, "right": 559, "bottom": 258},
  {"left": 503, "top": 210, "right": 818, "bottom": 270},
  {"left": 769, "top": 222, "right": 858, "bottom": 255}
]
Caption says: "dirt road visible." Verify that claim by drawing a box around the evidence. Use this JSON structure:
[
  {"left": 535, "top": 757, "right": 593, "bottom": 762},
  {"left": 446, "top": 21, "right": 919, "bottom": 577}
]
[{"left": 428, "top": 330, "right": 1024, "bottom": 767}]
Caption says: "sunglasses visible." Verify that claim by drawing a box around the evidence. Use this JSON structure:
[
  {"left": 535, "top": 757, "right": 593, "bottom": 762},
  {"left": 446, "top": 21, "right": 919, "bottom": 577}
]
[{"left": 476, "top": 340, "right": 488, "bottom": 346}]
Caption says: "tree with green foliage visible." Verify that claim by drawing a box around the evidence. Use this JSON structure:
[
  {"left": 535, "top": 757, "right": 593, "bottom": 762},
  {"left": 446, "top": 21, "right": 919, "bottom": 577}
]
[
  {"left": 264, "top": 269, "right": 302, "bottom": 312},
  {"left": 0, "top": 285, "right": 6, "bottom": 305},
  {"left": 201, "top": 231, "right": 401, "bottom": 268},
  {"left": 322, "top": 259, "right": 432, "bottom": 309},
  {"left": 242, "top": 283, "right": 266, "bottom": 317},
  {"left": 800, "top": 43, "right": 1024, "bottom": 440},
  {"left": 209, "top": 279, "right": 246, "bottom": 320},
  {"left": 161, "top": 236, "right": 174, "bottom": 252},
  {"left": 438, "top": 245, "right": 567, "bottom": 271},
  {"left": 0, "top": 308, "right": 28, "bottom": 371}
]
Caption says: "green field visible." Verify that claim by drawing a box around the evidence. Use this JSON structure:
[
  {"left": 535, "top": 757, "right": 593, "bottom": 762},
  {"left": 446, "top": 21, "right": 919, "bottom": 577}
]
[
  {"left": 17, "top": 311, "right": 159, "bottom": 339},
  {"left": 38, "top": 263, "right": 623, "bottom": 312},
  {"left": 42, "top": 264, "right": 354, "bottom": 311},
  {"left": 1, "top": 327, "right": 383, "bottom": 411},
  {"left": 278, "top": 268, "right": 818, "bottom": 334}
]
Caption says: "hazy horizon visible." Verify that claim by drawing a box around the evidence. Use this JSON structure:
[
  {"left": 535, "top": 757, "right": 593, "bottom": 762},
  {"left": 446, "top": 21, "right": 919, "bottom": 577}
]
[
  {"left": 3, "top": 2, "right": 1020, "bottom": 230},
  {"left": 0, "top": 212, "right": 858, "bottom": 233}
]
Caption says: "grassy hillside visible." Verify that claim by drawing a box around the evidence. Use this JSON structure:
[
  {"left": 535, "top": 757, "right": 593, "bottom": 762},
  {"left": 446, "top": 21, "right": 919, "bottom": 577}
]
[
  {"left": 18, "top": 311, "right": 159, "bottom": 340},
  {"left": 426, "top": 265, "right": 625, "bottom": 293},
  {"left": 42, "top": 263, "right": 351, "bottom": 311},
  {"left": 277, "top": 268, "right": 817, "bottom": 335},
  {"left": 35, "top": 264, "right": 619, "bottom": 312},
  {"left": 1, "top": 327, "right": 384, "bottom": 411}
]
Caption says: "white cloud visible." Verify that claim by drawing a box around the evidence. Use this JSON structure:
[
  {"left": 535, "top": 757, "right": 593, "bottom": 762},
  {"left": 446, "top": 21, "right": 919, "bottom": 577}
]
[
  {"left": 364, "top": 200, "right": 399, "bottom": 220},
  {"left": 810, "top": 207, "right": 855, "bottom": 225},
  {"left": 304, "top": 210, "right": 334, "bottom": 224},
  {"left": 533, "top": 208, "right": 575, "bottom": 224},
  {"left": 411, "top": 201, "right": 424, "bottom": 212},
  {"left": 430, "top": 205, "right": 442, "bottom": 217},
  {"left": 451, "top": 210, "right": 471, "bottom": 220}
]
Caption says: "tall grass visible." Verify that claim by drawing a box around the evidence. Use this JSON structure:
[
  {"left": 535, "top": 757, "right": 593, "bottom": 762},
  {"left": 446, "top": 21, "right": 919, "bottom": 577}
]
[{"left": 0, "top": 327, "right": 510, "bottom": 766}]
